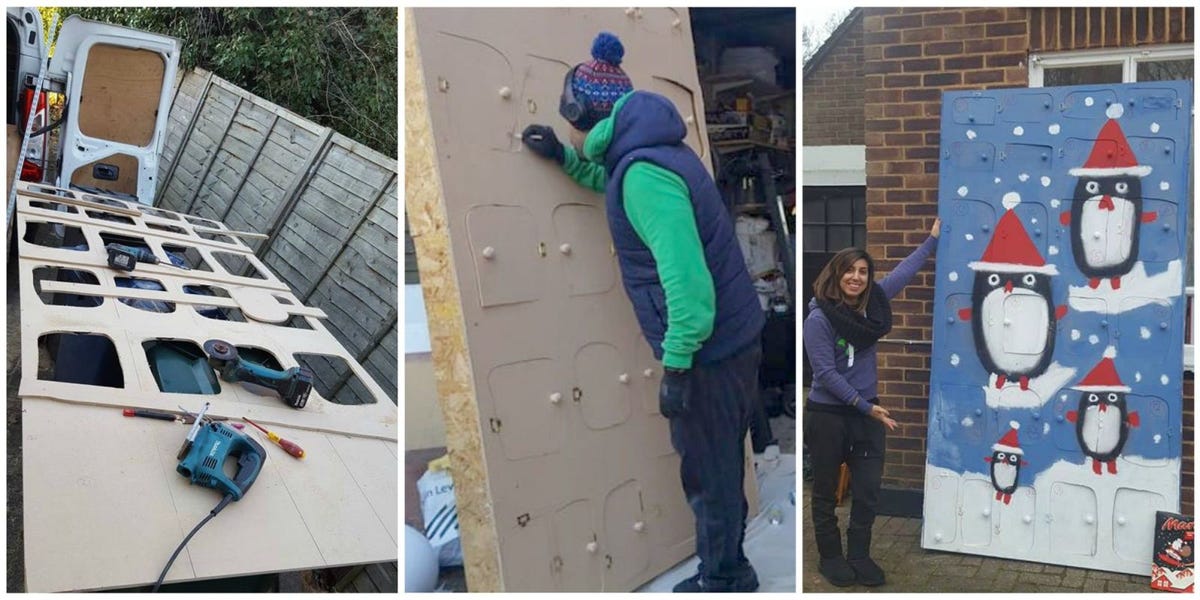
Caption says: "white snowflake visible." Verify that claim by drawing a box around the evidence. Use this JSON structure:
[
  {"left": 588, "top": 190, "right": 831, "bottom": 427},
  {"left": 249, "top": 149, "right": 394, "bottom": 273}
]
[
  {"left": 1070, "top": 329, "right": 1080, "bottom": 341},
  {"left": 1154, "top": 434, "right": 1162, "bottom": 444},
  {"left": 1031, "top": 218, "right": 1039, "bottom": 224},
  {"left": 965, "top": 233, "right": 974, "bottom": 241},
  {"left": 1135, "top": 371, "right": 1143, "bottom": 382},
  {"left": 1050, "top": 198, "right": 1061, "bottom": 208},
  {"left": 1106, "top": 103, "right": 1124, "bottom": 119},
  {"left": 961, "top": 416, "right": 974, "bottom": 427},
  {"left": 967, "top": 129, "right": 977, "bottom": 140},
  {"left": 958, "top": 186, "right": 968, "bottom": 197},
  {"left": 1048, "top": 245, "right": 1059, "bottom": 256},
  {"left": 1084, "top": 97, "right": 1095, "bottom": 107},
  {"left": 1151, "top": 122, "right": 1161, "bottom": 133},
  {"left": 1043, "top": 423, "right": 1051, "bottom": 435},
  {"left": 1088, "top": 334, "right": 1099, "bottom": 345},
  {"left": 1018, "top": 173, "right": 1030, "bottom": 182},
  {"left": 1041, "top": 176, "right": 1051, "bottom": 187},
  {"left": 1060, "top": 394, "right": 1069, "bottom": 402},
  {"left": 1161, "top": 374, "right": 1170, "bottom": 385},
  {"left": 1161, "top": 181, "right": 1170, "bottom": 191},
  {"left": 949, "top": 271, "right": 959, "bottom": 282},
  {"left": 1013, "top": 126, "right": 1025, "bottom": 136},
  {"left": 950, "top": 353, "right": 961, "bottom": 366},
  {"left": 1048, "top": 124, "right": 1061, "bottom": 135},
  {"left": 1140, "top": 326, "right": 1151, "bottom": 339},
  {"left": 994, "top": 177, "right": 1002, "bottom": 184}
]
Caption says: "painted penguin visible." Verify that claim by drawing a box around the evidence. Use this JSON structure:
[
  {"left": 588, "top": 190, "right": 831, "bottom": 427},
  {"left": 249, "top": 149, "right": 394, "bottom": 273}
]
[
  {"left": 958, "top": 193, "right": 1068, "bottom": 390},
  {"left": 1066, "top": 345, "right": 1140, "bottom": 475},
  {"left": 984, "top": 421, "right": 1029, "bottom": 505},
  {"left": 1060, "top": 109, "right": 1158, "bottom": 290}
]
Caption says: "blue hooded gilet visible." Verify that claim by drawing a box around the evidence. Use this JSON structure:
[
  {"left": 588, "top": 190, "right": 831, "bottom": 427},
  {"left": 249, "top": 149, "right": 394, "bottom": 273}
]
[{"left": 602, "top": 91, "right": 764, "bottom": 365}]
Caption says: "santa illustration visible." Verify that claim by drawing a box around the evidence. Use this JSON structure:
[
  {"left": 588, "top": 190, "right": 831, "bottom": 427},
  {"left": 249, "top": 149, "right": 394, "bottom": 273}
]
[
  {"left": 958, "top": 193, "right": 1068, "bottom": 390},
  {"left": 1060, "top": 105, "right": 1157, "bottom": 290},
  {"left": 1066, "top": 345, "right": 1141, "bottom": 475}
]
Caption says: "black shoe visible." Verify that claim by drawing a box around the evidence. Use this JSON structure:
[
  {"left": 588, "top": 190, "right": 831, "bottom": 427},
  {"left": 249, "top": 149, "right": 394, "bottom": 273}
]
[
  {"left": 847, "top": 557, "right": 885, "bottom": 586},
  {"left": 818, "top": 557, "right": 856, "bottom": 587},
  {"left": 672, "top": 568, "right": 759, "bottom": 593}
]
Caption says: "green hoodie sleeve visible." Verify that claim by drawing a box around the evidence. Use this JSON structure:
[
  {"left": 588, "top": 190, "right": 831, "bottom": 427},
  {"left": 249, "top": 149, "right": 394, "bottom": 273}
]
[
  {"left": 623, "top": 161, "right": 715, "bottom": 369},
  {"left": 561, "top": 146, "right": 607, "bottom": 193}
]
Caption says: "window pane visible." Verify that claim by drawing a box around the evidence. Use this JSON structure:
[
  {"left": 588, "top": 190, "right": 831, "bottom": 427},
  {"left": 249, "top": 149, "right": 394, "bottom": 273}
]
[
  {"left": 1044, "top": 63, "right": 1123, "bottom": 86},
  {"left": 1137, "top": 59, "right": 1194, "bottom": 82},
  {"left": 853, "top": 195, "right": 867, "bottom": 224},
  {"left": 828, "top": 225, "right": 853, "bottom": 251},
  {"left": 827, "top": 199, "right": 853, "bottom": 224},
  {"left": 803, "top": 225, "right": 826, "bottom": 253},
  {"left": 853, "top": 225, "right": 866, "bottom": 248},
  {"left": 803, "top": 197, "right": 826, "bottom": 223}
]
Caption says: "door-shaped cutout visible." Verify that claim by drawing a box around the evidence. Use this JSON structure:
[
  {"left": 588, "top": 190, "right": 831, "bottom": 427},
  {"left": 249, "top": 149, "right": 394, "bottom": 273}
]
[
  {"left": 573, "top": 342, "right": 632, "bottom": 430},
  {"left": 646, "top": 454, "right": 692, "bottom": 552},
  {"left": 551, "top": 204, "right": 616, "bottom": 296},
  {"left": 948, "top": 141, "right": 996, "bottom": 171},
  {"left": 1123, "top": 395, "right": 1171, "bottom": 465},
  {"left": 952, "top": 96, "right": 997, "bottom": 125},
  {"left": 487, "top": 358, "right": 565, "bottom": 460},
  {"left": 922, "top": 471, "right": 959, "bottom": 547},
  {"left": 1049, "top": 482, "right": 1098, "bottom": 556},
  {"left": 432, "top": 32, "right": 517, "bottom": 152},
  {"left": 1000, "top": 92, "right": 1054, "bottom": 122},
  {"left": 1000, "top": 294, "right": 1050, "bottom": 358},
  {"left": 1052, "top": 391, "right": 1086, "bottom": 453},
  {"left": 1061, "top": 89, "right": 1119, "bottom": 119},
  {"left": 552, "top": 500, "right": 601, "bottom": 592},
  {"left": 994, "top": 487, "right": 1036, "bottom": 552},
  {"left": 1002, "top": 143, "right": 1054, "bottom": 175},
  {"left": 1112, "top": 488, "right": 1169, "bottom": 563},
  {"left": 943, "top": 293, "right": 976, "bottom": 358},
  {"left": 466, "top": 205, "right": 542, "bottom": 308},
  {"left": 932, "top": 384, "right": 991, "bottom": 448},
  {"left": 960, "top": 478, "right": 994, "bottom": 547},
  {"left": 1077, "top": 196, "right": 1136, "bottom": 269},
  {"left": 944, "top": 199, "right": 997, "bottom": 259},
  {"left": 1128, "top": 136, "right": 1175, "bottom": 168},
  {"left": 1123, "top": 87, "right": 1181, "bottom": 119},
  {"left": 601, "top": 480, "right": 649, "bottom": 590},
  {"left": 500, "top": 514, "right": 555, "bottom": 591},
  {"left": 647, "top": 76, "right": 705, "bottom": 160}
]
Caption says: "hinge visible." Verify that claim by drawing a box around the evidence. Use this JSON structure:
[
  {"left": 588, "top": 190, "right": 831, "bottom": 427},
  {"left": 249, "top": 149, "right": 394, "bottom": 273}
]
[
  {"left": 572, "top": 387, "right": 583, "bottom": 403},
  {"left": 605, "top": 554, "right": 613, "bottom": 569},
  {"left": 517, "top": 513, "right": 530, "bottom": 527},
  {"left": 551, "top": 556, "right": 564, "bottom": 572},
  {"left": 489, "top": 418, "right": 502, "bottom": 433},
  {"left": 538, "top": 242, "right": 546, "bottom": 257}
]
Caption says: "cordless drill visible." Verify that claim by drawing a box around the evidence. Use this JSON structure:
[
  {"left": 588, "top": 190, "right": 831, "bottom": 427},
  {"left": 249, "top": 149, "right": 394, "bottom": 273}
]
[
  {"left": 203, "top": 339, "right": 314, "bottom": 409},
  {"left": 106, "top": 243, "right": 188, "bottom": 272}
]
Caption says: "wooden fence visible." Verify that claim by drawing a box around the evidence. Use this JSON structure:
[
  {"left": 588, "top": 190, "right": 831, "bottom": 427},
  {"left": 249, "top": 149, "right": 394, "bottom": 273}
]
[{"left": 155, "top": 68, "right": 398, "bottom": 404}]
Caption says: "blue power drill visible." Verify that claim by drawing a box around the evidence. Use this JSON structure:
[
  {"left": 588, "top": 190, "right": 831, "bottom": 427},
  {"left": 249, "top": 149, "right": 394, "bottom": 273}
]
[{"left": 203, "top": 339, "right": 313, "bottom": 409}]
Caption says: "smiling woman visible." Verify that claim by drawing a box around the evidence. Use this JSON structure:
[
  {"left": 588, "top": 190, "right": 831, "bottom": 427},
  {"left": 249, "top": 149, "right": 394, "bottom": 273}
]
[{"left": 802, "top": 217, "right": 939, "bottom": 587}]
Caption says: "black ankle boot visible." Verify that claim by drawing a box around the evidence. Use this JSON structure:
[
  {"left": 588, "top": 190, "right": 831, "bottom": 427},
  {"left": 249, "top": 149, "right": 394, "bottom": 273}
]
[
  {"left": 847, "top": 528, "right": 885, "bottom": 586},
  {"left": 818, "top": 557, "right": 856, "bottom": 587}
]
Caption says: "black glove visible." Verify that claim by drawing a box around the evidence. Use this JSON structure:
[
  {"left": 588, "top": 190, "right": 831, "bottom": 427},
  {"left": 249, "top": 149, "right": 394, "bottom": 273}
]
[
  {"left": 521, "top": 124, "right": 565, "bottom": 164},
  {"left": 659, "top": 367, "right": 692, "bottom": 418}
]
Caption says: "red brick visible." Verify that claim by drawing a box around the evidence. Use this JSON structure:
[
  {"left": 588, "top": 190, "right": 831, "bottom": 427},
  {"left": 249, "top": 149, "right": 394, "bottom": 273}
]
[
  {"left": 986, "top": 52, "right": 1026, "bottom": 68},
  {"left": 904, "top": 117, "right": 940, "bottom": 132},
  {"left": 887, "top": 161, "right": 923, "bottom": 175},
  {"left": 925, "top": 41, "right": 965, "bottom": 55},
  {"left": 884, "top": 13, "right": 923, "bottom": 29},
  {"left": 884, "top": 132, "right": 924, "bottom": 146},
  {"left": 924, "top": 72, "right": 961, "bottom": 86},
  {"left": 902, "top": 27, "right": 944, "bottom": 43},
  {"left": 964, "top": 8, "right": 1008, "bottom": 23},
  {"left": 866, "top": 146, "right": 904, "bottom": 161},
  {"left": 923, "top": 11, "right": 965, "bottom": 26},
  {"left": 864, "top": 30, "right": 900, "bottom": 45},
  {"left": 884, "top": 103, "right": 923, "bottom": 118},
  {"left": 884, "top": 73, "right": 922, "bottom": 88},
  {"left": 904, "top": 88, "right": 942, "bottom": 102},
  {"left": 964, "top": 38, "right": 1006, "bottom": 53},
  {"left": 866, "top": 175, "right": 904, "bottom": 188},
  {"left": 986, "top": 21, "right": 1027, "bottom": 37},
  {"left": 884, "top": 43, "right": 924, "bottom": 59},
  {"left": 866, "top": 118, "right": 903, "bottom": 132},
  {"left": 965, "top": 69, "right": 1005, "bottom": 84},
  {"left": 945, "top": 55, "right": 984, "bottom": 70},
  {"left": 902, "top": 58, "right": 942, "bottom": 72}
]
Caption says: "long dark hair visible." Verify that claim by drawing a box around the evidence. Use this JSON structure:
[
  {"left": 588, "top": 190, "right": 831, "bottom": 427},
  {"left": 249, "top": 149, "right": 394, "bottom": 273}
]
[{"left": 813, "top": 247, "right": 875, "bottom": 312}]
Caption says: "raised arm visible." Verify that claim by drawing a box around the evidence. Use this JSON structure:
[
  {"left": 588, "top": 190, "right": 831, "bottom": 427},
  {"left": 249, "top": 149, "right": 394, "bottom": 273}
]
[{"left": 877, "top": 218, "right": 940, "bottom": 299}]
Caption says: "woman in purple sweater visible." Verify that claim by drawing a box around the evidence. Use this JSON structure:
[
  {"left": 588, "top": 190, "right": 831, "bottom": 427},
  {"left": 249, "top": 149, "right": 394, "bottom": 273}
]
[{"left": 804, "top": 218, "right": 939, "bottom": 587}]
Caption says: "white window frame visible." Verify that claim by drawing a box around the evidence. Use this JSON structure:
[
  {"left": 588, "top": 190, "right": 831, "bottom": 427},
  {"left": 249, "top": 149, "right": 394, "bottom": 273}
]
[{"left": 1028, "top": 43, "right": 1194, "bottom": 87}]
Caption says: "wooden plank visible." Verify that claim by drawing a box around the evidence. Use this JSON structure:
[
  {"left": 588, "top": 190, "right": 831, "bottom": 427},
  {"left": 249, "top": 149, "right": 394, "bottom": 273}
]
[
  {"left": 300, "top": 175, "right": 397, "bottom": 302},
  {"left": 183, "top": 96, "right": 245, "bottom": 214},
  {"left": 158, "top": 70, "right": 215, "bottom": 207},
  {"left": 252, "top": 130, "right": 335, "bottom": 263},
  {"left": 222, "top": 113, "right": 281, "bottom": 223}
]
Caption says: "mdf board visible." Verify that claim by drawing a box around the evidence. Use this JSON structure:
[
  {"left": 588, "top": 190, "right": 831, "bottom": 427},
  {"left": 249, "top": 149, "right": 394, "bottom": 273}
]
[
  {"left": 408, "top": 8, "right": 739, "bottom": 592},
  {"left": 924, "top": 82, "right": 1191, "bottom": 574},
  {"left": 69, "top": 152, "right": 140, "bottom": 196},
  {"left": 14, "top": 181, "right": 398, "bottom": 592},
  {"left": 77, "top": 43, "right": 164, "bottom": 146}
]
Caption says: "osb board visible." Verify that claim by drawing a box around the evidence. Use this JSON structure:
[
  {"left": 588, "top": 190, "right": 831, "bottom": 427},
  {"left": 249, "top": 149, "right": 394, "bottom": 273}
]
[
  {"left": 79, "top": 43, "right": 164, "bottom": 146},
  {"left": 68, "top": 152, "right": 140, "bottom": 196},
  {"left": 408, "top": 8, "right": 751, "bottom": 592},
  {"left": 15, "top": 183, "right": 398, "bottom": 591}
]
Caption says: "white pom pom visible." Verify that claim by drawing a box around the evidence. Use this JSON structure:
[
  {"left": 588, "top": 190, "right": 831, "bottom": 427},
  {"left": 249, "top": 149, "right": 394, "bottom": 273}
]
[
  {"left": 1106, "top": 103, "right": 1124, "bottom": 120},
  {"left": 1103, "top": 345, "right": 1117, "bottom": 359},
  {"left": 1009, "top": 421, "right": 1020, "bottom": 430},
  {"left": 1002, "top": 192, "right": 1021, "bottom": 210}
]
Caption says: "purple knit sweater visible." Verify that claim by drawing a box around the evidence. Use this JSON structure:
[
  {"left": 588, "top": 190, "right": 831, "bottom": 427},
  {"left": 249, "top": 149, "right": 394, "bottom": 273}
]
[{"left": 804, "top": 236, "right": 937, "bottom": 415}]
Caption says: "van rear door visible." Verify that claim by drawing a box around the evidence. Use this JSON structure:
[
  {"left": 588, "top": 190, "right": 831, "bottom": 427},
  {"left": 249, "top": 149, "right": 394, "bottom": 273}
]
[{"left": 48, "top": 15, "right": 178, "bottom": 204}]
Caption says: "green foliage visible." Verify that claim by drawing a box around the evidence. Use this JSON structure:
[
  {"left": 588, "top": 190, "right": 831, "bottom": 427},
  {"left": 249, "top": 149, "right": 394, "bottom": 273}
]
[{"left": 49, "top": 7, "right": 397, "bottom": 156}]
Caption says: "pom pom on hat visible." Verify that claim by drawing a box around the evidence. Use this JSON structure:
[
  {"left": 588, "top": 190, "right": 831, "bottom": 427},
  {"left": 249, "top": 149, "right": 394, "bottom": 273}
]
[{"left": 591, "top": 32, "right": 625, "bottom": 66}]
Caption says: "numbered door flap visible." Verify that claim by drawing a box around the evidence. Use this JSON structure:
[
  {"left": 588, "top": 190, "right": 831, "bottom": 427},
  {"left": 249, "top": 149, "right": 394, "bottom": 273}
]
[
  {"left": 467, "top": 205, "right": 543, "bottom": 308},
  {"left": 487, "top": 358, "right": 567, "bottom": 460}
]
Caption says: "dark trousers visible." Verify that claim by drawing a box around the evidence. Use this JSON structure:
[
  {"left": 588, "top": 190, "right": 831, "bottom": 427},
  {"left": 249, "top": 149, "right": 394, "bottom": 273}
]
[
  {"left": 669, "top": 340, "right": 761, "bottom": 586},
  {"left": 804, "top": 400, "right": 886, "bottom": 560}
]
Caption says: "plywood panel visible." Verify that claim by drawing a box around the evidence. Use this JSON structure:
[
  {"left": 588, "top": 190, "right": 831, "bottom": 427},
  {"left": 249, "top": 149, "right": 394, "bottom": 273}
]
[
  {"left": 69, "top": 152, "right": 140, "bottom": 196},
  {"left": 79, "top": 44, "right": 165, "bottom": 146},
  {"left": 408, "top": 7, "right": 733, "bottom": 592}
]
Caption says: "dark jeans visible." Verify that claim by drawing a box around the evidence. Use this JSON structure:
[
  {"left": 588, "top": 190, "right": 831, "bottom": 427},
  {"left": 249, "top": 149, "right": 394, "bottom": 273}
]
[
  {"left": 804, "top": 400, "right": 886, "bottom": 560},
  {"left": 670, "top": 340, "right": 761, "bottom": 587}
]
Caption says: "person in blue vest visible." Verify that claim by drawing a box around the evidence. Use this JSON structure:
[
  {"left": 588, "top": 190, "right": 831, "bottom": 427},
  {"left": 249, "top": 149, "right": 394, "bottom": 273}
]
[{"left": 521, "top": 32, "right": 766, "bottom": 593}]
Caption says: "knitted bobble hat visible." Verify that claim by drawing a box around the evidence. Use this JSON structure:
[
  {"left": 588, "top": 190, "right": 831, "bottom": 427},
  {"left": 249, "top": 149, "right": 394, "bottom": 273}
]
[{"left": 569, "top": 32, "right": 634, "bottom": 128}]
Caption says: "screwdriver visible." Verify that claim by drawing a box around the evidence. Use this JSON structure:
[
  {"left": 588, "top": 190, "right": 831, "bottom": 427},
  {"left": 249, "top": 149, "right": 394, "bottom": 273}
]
[{"left": 243, "top": 417, "right": 305, "bottom": 459}]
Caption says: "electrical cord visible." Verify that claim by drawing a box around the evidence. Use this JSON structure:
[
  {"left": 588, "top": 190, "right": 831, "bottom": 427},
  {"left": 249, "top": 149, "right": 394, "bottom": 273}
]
[{"left": 152, "top": 494, "right": 234, "bottom": 592}]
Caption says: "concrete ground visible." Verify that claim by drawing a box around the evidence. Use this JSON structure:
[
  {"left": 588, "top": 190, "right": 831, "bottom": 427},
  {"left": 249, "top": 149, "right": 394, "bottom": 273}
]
[{"left": 799, "top": 483, "right": 1151, "bottom": 593}]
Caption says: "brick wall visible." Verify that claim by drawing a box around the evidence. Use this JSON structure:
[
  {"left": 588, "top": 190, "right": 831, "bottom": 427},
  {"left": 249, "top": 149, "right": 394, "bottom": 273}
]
[
  {"left": 801, "top": 12, "right": 864, "bottom": 146},
  {"left": 860, "top": 6, "right": 1195, "bottom": 506}
]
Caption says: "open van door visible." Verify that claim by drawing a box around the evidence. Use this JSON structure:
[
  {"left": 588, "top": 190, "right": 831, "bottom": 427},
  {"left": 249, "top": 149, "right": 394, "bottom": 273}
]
[
  {"left": 48, "top": 15, "right": 178, "bottom": 204},
  {"left": 7, "top": 7, "right": 48, "bottom": 183}
]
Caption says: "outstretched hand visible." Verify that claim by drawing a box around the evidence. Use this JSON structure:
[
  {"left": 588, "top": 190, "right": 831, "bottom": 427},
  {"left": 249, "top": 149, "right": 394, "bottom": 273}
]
[
  {"left": 870, "top": 404, "right": 898, "bottom": 431},
  {"left": 930, "top": 217, "right": 942, "bottom": 239}
]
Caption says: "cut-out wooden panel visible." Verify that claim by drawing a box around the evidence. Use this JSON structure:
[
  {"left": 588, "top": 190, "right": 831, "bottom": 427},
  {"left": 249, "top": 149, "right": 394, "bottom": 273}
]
[{"left": 15, "top": 184, "right": 396, "bottom": 592}]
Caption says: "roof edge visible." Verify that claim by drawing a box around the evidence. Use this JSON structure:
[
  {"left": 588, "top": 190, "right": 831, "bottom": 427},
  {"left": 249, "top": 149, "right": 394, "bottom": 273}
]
[{"left": 802, "top": 8, "right": 863, "bottom": 81}]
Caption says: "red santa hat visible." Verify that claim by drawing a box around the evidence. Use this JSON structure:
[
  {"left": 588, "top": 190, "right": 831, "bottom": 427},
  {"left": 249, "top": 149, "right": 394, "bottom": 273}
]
[
  {"left": 968, "top": 193, "right": 1058, "bottom": 275},
  {"left": 1071, "top": 345, "right": 1131, "bottom": 392},
  {"left": 1068, "top": 114, "right": 1152, "bottom": 178},
  {"left": 993, "top": 421, "right": 1023, "bottom": 455}
]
